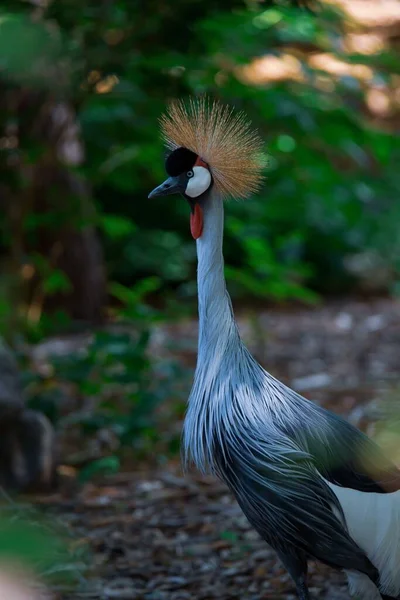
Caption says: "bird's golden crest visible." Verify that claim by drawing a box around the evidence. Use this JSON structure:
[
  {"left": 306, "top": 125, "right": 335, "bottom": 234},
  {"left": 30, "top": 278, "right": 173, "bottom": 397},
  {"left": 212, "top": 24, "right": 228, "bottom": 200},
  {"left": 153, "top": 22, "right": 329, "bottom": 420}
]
[{"left": 160, "top": 97, "right": 265, "bottom": 200}]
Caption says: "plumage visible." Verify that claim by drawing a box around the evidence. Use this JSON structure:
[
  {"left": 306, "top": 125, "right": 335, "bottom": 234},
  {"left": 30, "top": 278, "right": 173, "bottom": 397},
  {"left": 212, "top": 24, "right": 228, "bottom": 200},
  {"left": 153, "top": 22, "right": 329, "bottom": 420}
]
[
  {"left": 149, "top": 99, "right": 400, "bottom": 600},
  {"left": 160, "top": 97, "right": 265, "bottom": 199}
]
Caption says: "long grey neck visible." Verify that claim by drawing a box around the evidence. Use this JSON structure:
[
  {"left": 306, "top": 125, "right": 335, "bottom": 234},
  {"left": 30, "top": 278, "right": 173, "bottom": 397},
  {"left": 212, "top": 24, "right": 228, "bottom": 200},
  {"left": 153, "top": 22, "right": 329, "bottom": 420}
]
[
  {"left": 195, "top": 190, "right": 238, "bottom": 365},
  {"left": 185, "top": 190, "right": 255, "bottom": 471}
]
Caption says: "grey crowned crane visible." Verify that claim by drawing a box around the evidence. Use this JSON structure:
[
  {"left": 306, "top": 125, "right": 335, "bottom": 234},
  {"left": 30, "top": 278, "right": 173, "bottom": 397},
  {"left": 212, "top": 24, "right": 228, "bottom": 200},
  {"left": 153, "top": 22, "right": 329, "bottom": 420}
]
[{"left": 148, "top": 98, "right": 400, "bottom": 600}]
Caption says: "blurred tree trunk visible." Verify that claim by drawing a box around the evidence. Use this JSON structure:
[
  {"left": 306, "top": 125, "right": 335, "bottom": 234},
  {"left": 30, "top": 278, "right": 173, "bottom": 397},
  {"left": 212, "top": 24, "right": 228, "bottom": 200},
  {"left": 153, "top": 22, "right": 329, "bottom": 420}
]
[{"left": 0, "top": 84, "right": 106, "bottom": 328}]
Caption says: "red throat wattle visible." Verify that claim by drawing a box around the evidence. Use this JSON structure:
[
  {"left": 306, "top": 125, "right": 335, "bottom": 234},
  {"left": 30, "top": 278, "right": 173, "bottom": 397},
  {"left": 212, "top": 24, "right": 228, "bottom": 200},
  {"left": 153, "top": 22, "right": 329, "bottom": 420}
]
[{"left": 190, "top": 203, "right": 203, "bottom": 240}]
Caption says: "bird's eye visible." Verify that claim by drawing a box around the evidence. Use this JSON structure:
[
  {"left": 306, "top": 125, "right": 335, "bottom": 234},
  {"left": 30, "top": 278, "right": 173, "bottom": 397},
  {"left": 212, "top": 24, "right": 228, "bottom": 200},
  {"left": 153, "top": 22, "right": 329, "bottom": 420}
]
[{"left": 187, "top": 170, "right": 194, "bottom": 178}]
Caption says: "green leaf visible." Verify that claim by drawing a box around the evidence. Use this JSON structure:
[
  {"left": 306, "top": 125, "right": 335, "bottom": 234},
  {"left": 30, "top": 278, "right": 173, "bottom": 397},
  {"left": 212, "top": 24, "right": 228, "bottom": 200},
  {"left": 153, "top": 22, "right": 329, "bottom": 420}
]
[
  {"left": 79, "top": 456, "right": 120, "bottom": 483},
  {"left": 42, "top": 270, "right": 71, "bottom": 295},
  {"left": 220, "top": 530, "right": 239, "bottom": 543},
  {"left": 109, "top": 277, "right": 161, "bottom": 306},
  {"left": 100, "top": 214, "right": 137, "bottom": 239}
]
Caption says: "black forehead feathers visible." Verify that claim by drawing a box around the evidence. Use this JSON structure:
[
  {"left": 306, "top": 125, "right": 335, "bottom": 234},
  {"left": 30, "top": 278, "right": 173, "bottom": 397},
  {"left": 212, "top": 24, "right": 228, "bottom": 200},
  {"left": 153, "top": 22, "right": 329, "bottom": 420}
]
[{"left": 165, "top": 147, "right": 197, "bottom": 176}]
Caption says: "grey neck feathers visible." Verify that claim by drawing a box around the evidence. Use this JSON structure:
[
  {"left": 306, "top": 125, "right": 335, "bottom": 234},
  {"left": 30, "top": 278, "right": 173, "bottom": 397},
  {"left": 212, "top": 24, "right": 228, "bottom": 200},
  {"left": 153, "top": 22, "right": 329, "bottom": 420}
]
[
  {"left": 183, "top": 190, "right": 246, "bottom": 471},
  {"left": 195, "top": 190, "right": 238, "bottom": 364},
  {"left": 184, "top": 189, "right": 300, "bottom": 473}
]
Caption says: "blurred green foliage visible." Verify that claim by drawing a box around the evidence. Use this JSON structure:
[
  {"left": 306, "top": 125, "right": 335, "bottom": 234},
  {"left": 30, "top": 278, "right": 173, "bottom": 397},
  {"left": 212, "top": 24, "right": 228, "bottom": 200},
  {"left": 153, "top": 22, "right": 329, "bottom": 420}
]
[
  {"left": 0, "top": 501, "right": 85, "bottom": 587},
  {"left": 51, "top": 329, "right": 167, "bottom": 446},
  {"left": 20, "top": 285, "right": 188, "bottom": 466},
  {"left": 0, "top": 0, "right": 399, "bottom": 327}
]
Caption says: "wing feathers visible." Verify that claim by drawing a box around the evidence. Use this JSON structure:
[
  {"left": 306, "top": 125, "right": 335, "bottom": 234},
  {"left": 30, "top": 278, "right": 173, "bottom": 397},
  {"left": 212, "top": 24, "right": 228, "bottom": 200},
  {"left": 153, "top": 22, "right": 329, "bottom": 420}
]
[
  {"left": 215, "top": 434, "right": 379, "bottom": 582},
  {"left": 274, "top": 381, "right": 400, "bottom": 494}
]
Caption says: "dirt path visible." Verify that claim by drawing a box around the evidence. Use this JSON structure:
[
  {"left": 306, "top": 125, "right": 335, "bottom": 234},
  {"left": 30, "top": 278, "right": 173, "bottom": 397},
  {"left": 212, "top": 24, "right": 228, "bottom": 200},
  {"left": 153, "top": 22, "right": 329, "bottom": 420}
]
[{"left": 41, "top": 466, "right": 348, "bottom": 600}]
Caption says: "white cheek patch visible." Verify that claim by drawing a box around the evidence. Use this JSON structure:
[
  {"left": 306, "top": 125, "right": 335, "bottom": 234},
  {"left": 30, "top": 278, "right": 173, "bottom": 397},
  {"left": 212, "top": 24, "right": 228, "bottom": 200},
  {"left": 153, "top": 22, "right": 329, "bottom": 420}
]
[{"left": 185, "top": 166, "right": 212, "bottom": 199}]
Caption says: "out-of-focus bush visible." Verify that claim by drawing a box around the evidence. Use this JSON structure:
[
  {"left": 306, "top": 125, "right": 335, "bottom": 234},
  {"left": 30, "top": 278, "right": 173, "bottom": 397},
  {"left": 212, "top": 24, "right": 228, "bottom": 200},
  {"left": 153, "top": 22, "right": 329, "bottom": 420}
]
[
  {"left": 20, "top": 281, "right": 189, "bottom": 468},
  {"left": 0, "top": 502, "right": 85, "bottom": 594},
  {"left": 72, "top": 0, "right": 400, "bottom": 299},
  {"left": 0, "top": 0, "right": 399, "bottom": 333}
]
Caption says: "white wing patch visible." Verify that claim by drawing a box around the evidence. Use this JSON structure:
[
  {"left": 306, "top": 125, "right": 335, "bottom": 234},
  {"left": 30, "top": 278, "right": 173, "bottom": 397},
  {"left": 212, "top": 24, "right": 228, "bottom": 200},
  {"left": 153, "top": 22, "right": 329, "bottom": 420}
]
[
  {"left": 325, "top": 478, "right": 400, "bottom": 597},
  {"left": 186, "top": 166, "right": 212, "bottom": 199}
]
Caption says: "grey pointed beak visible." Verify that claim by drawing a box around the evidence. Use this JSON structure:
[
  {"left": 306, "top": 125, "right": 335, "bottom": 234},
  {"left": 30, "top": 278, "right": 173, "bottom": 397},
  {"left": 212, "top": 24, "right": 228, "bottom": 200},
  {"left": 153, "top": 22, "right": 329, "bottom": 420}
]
[{"left": 148, "top": 176, "right": 184, "bottom": 199}]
